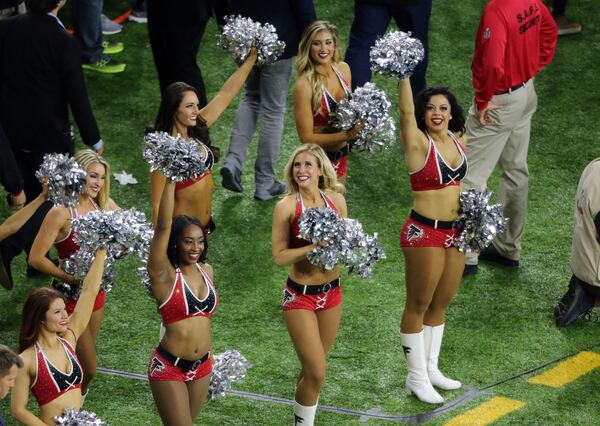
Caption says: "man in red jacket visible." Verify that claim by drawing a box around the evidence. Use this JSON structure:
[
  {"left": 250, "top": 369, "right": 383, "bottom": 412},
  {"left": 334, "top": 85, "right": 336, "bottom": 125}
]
[{"left": 463, "top": 0, "right": 557, "bottom": 275}]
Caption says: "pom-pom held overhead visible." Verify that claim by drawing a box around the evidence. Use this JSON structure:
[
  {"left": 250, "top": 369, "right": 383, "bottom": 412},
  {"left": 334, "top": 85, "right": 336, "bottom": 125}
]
[
  {"left": 35, "top": 153, "right": 86, "bottom": 207},
  {"left": 143, "top": 132, "right": 208, "bottom": 182},
  {"left": 329, "top": 82, "right": 396, "bottom": 153},
  {"left": 54, "top": 408, "right": 106, "bottom": 425},
  {"left": 209, "top": 350, "right": 252, "bottom": 399},
  {"left": 218, "top": 15, "right": 285, "bottom": 66},
  {"left": 453, "top": 189, "right": 508, "bottom": 253},
  {"left": 298, "top": 208, "right": 385, "bottom": 277},
  {"left": 369, "top": 31, "right": 424, "bottom": 79},
  {"left": 55, "top": 209, "right": 153, "bottom": 299}
]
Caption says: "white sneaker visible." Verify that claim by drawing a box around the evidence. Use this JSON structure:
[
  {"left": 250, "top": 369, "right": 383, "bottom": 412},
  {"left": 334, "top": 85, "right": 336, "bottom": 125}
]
[{"left": 101, "top": 14, "right": 122, "bottom": 35}]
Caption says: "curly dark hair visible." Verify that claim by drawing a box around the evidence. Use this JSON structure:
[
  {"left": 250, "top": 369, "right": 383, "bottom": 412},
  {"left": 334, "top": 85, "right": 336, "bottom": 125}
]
[
  {"left": 154, "top": 82, "right": 220, "bottom": 161},
  {"left": 414, "top": 87, "right": 465, "bottom": 135},
  {"left": 167, "top": 215, "right": 208, "bottom": 267}
]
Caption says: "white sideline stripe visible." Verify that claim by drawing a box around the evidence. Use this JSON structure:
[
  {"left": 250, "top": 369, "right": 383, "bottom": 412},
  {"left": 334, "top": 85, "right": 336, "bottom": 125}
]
[{"left": 97, "top": 367, "right": 485, "bottom": 423}]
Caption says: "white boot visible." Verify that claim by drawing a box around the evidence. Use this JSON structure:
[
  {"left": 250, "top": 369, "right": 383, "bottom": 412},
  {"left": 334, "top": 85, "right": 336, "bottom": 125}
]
[
  {"left": 400, "top": 331, "right": 444, "bottom": 404},
  {"left": 293, "top": 400, "right": 317, "bottom": 425},
  {"left": 424, "top": 324, "right": 462, "bottom": 390}
]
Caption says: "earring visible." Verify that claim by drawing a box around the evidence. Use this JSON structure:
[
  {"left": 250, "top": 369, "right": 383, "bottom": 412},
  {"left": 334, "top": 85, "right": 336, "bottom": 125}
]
[{"left": 450, "top": 115, "right": 453, "bottom": 119}]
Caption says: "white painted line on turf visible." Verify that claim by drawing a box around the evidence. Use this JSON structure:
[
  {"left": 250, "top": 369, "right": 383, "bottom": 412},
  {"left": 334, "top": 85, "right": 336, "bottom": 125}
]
[{"left": 97, "top": 367, "right": 487, "bottom": 423}]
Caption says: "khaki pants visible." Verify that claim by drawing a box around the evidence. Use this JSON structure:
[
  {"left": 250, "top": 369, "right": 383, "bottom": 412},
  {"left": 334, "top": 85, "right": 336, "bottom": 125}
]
[{"left": 463, "top": 79, "right": 538, "bottom": 264}]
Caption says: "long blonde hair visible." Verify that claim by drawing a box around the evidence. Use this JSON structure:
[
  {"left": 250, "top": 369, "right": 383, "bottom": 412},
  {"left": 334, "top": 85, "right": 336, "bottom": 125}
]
[
  {"left": 74, "top": 149, "right": 110, "bottom": 209},
  {"left": 296, "top": 21, "right": 342, "bottom": 116},
  {"left": 284, "top": 144, "right": 345, "bottom": 195}
]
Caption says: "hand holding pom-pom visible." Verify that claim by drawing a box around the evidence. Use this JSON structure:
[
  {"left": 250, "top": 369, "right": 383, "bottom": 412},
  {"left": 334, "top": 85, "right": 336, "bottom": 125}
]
[
  {"left": 35, "top": 153, "right": 86, "bottom": 207},
  {"left": 370, "top": 31, "right": 424, "bottom": 79},
  {"left": 330, "top": 82, "right": 396, "bottom": 153},
  {"left": 209, "top": 350, "right": 252, "bottom": 399},
  {"left": 218, "top": 15, "right": 285, "bottom": 66},
  {"left": 143, "top": 132, "right": 208, "bottom": 182},
  {"left": 453, "top": 189, "right": 508, "bottom": 253}
]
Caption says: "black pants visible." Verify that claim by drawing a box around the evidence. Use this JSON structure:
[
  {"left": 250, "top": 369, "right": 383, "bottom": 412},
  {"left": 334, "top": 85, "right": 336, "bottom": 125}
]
[
  {"left": 553, "top": 0, "right": 567, "bottom": 16},
  {"left": 147, "top": 0, "right": 210, "bottom": 105}
]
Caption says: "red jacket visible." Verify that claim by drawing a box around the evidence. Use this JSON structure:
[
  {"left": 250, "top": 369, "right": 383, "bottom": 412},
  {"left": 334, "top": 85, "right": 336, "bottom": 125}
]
[{"left": 472, "top": 0, "right": 557, "bottom": 111}]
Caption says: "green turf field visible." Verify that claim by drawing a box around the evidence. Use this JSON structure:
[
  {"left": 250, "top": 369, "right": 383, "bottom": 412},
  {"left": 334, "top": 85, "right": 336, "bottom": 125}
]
[{"left": 1, "top": 0, "right": 600, "bottom": 424}]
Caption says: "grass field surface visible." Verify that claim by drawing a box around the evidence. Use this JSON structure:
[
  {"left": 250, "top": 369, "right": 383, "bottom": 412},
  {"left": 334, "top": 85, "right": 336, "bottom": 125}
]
[{"left": 1, "top": 0, "right": 600, "bottom": 424}]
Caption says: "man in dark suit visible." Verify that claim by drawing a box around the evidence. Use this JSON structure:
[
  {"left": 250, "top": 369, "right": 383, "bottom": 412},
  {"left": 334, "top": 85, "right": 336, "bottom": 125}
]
[{"left": 0, "top": 0, "right": 104, "bottom": 288}]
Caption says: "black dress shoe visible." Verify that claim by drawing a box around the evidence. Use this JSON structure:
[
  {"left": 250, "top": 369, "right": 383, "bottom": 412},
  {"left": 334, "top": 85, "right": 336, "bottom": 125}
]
[
  {"left": 0, "top": 248, "right": 13, "bottom": 290},
  {"left": 462, "top": 264, "right": 479, "bottom": 276},
  {"left": 479, "top": 244, "right": 519, "bottom": 267},
  {"left": 255, "top": 182, "right": 287, "bottom": 201},
  {"left": 220, "top": 166, "right": 243, "bottom": 193},
  {"left": 554, "top": 279, "right": 593, "bottom": 327}
]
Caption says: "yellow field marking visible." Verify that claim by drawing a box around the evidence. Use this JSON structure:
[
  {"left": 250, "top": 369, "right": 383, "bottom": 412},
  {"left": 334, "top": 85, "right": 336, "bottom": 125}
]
[
  {"left": 528, "top": 351, "right": 600, "bottom": 388},
  {"left": 443, "top": 396, "right": 525, "bottom": 426}
]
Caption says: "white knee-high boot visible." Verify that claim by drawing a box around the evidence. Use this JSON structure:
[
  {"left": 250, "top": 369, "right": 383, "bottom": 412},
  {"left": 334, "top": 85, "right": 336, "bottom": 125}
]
[
  {"left": 400, "top": 331, "right": 444, "bottom": 404},
  {"left": 423, "top": 324, "right": 461, "bottom": 390},
  {"left": 293, "top": 400, "right": 318, "bottom": 425}
]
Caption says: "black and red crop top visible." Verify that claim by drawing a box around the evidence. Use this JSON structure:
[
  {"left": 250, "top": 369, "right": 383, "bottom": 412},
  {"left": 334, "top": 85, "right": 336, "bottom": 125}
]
[
  {"left": 409, "top": 131, "right": 467, "bottom": 191},
  {"left": 313, "top": 66, "right": 352, "bottom": 127},
  {"left": 158, "top": 263, "right": 218, "bottom": 325}
]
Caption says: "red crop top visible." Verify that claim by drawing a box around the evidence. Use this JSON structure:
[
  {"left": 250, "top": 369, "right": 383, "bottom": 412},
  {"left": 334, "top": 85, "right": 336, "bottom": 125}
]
[
  {"left": 55, "top": 200, "right": 100, "bottom": 260},
  {"left": 290, "top": 191, "right": 339, "bottom": 248},
  {"left": 409, "top": 131, "right": 467, "bottom": 191},
  {"left": 159, "top": 263, "right": 218, "bottom": 325},
  {"left": 313, "top": 66, "right": 352, "bottom": 127},
  {"left": 31, "top": 337, "right": 83, "bottom": 406}
]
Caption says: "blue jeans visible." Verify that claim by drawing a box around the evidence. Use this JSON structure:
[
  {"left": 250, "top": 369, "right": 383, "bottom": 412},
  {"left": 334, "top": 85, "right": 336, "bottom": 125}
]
[
  {"left": 224, "top": 58, "right": 294, "bottom": 194},
  {"left": 344, "top": 0, "right": 432, "bottom": 95},
  {"left": 72, "top": 0, "right": 104, "bottom": 63}
]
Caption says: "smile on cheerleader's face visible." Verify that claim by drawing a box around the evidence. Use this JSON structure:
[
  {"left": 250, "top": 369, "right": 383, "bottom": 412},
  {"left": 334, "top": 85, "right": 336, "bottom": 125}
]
[
  {"left": 424, "top": 94, "right": 451, "bottom": 130},
  {"left": 310, "top": 30, "right": 335, "bottom": 65},
  {"left": 293, "top": 153, "right": 322, "bottom": 188}
]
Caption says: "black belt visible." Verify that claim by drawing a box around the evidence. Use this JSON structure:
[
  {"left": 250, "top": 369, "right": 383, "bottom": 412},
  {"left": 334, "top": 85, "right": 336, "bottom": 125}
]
[
  {"left": 496, "top": 80, "right": 528, "bottom": 95},
  {"left": 286, "top": 277, "right": 340, "bottom": 295},
  {"left": 410, "top": 210, "right": 456, "bottom": 230},
  {"left": 157, "top": 344, "right": 210, "bottom": 372},
  {"left": 326, "top": 144, "right": 349, "bottom": 161}
]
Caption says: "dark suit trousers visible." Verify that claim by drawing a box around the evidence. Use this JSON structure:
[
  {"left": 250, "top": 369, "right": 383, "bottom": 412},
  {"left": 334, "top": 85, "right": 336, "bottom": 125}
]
[
  {"left": 147, "top": 0, "right": 209, "bottom": 106},
  {"left": 345, "top": 1, "right": 432, "bottom": 95}
]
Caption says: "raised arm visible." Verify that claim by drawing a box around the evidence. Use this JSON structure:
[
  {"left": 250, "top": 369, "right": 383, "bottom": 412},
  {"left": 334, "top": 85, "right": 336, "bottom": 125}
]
[
  {"left": 11, "top": 352, "right": 48, "bottom": 426},
  {"left": 271, "top": 198, "right": 318, "bottom": 266},
  {"left": 0, "top": 184, "right": 48, "bottom": 241},
  {"left": 148, "top": 179, "right": 177, "bottom": 298},
  {"left": 293, "top": 77, "right": 360, "bottom": 150},
  {"left": 150, "top": 171, "right": 167, "bottom": 227},
  {"left": 29, "top": 207, "right": 79, "bottom": 285},
  {"left": 68, "top": 248, "right": 107, "bottom": 342},
  {"left": 199, "top": 49, "right": 258, "bottom": 127},
  {"left": 398, "top": 78, "right": 422, "bottom": 147}
]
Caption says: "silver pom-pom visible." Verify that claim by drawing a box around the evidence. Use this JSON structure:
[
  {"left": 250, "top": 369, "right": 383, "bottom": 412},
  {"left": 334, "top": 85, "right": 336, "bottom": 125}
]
[
  {"left": 143, "top": 132, "right": 208, "bottom": 182},
  {"left": 209, "top": 350, "right": 252, "bottom": 399},
  {"left": 370, "top": 31, "right": 424, "bottom": 79},
  {"left": 299, "top": 208, "right": 385, "bottom": 276},
  {"left": 218, "top": 15, "right": 285, "bottom": 66},
  {"left": 35, "top": 154, "right": 86, "bottom": 207},
  {"left": 54, "top": 408, "right": 106, "bottom": 425},
  {"left": 330, "top": 82, "right": 396, "bottom": 152},
  {"left": 56, "top": 209, "right": 153, "bottom": 299},
  {"left": 453, "top": 189, "right": 508, "bottom": 253}
]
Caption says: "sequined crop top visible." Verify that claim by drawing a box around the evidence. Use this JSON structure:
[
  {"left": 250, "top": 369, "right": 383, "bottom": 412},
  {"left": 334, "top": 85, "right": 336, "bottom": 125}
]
[
  {"left": 313, "top": 66, "right": 352, "bottom": 127},
  {"left": 175, "top": 139, "right": 214, "bottom": 191},
  {"left": 31, "top": 337, "right": 83, "bottom": 406},
  {"left": 159, "top": 263, "right": 218, "bottom": 325},
  {"left": 55, "top": 200, "right": 100, "bottom": 260},
  {"left": 409, "top": 131, "right": 468, "bottom": 191},
  {"left": 290, "top": 191, "right": 339, "bottom": 248}
]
